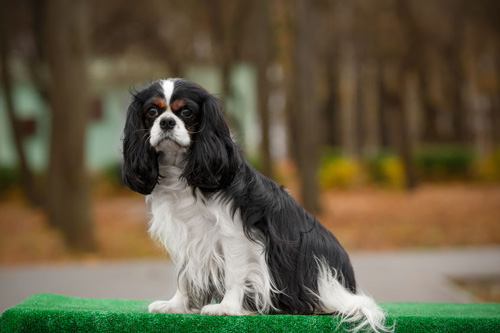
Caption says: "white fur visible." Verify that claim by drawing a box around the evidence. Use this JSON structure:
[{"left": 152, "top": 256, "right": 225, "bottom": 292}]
[
  {"left": 149, "top": 79, "right": 190, "bottom": 149},
  {"left": 161, "top": 78, "right": 176, "bottom": 103},
  {"left": 147, "top": 145, "right": 276, "bottom": 315},
  {"left": 150, "top": 111, "right": 191, "bottom": 149},
  {"left": 313, "top": 258, "right": 394, "bottom": 332}
]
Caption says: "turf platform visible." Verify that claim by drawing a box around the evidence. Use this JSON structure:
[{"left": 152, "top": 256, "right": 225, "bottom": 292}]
[{"left": 1, "top": 294, "right": 499, "bottom": 332}]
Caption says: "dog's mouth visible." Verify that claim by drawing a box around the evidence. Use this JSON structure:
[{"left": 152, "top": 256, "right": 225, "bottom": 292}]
[{"left": 152, "top": 134, "right": 187, "bottom": 151}]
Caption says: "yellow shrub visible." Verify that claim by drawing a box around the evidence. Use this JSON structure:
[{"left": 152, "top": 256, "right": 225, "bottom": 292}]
[
  {"left": 474, "top": 149, "right": 500, "bottom": 182},
  {"left": 378, "top": 156, "right": 405, "bottom": 189},
  {"left": 319, "top": 157, "right": 363, "bottom": 189}
]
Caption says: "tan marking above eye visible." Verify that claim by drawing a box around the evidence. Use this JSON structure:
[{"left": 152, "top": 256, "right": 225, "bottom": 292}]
[
  {"left": 151, "top": 97, "right": 166, "bottom": 109},
  {"left": 171, "top": 99, "right": 186, "bottom": 111}
]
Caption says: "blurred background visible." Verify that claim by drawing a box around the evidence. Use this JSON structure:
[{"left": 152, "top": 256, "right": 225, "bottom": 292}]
[{"left": 0, "top": 0, "right": 499, "bottom": 301}]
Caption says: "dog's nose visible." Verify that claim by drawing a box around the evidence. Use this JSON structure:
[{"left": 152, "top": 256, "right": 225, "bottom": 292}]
[{"left": 160, "top": 118, "right": 176, "bottom": 130}]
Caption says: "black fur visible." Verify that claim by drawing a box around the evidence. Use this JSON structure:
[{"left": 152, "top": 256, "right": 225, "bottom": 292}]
[
  {"left": 226, "top": 161, "right": 356, "bottom": 314},
  {"left": 174, "top": 82, "right": 241, "bottom": 193},
  {"left": 123, "top": 79, "right": 356, "bottom": 314},
  {"left": 122, "top": 82, "right": 163, "bottom": 195}
]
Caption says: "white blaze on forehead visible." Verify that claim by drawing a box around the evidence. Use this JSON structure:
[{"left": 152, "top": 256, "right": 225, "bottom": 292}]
[
  {"left": 161, "top": 79, "right": 176, "bottom": 105},
  {"left": 150, "top": 79, "right": 190, "bottom": 151}
]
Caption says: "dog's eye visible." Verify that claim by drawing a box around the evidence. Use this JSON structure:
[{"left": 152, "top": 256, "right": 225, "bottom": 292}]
[
  {"left": 146, "top": 107, "right": 158, "bottom": 118},
  {"left": 181, "top": 108, "right": 193, "bottom": 119}
]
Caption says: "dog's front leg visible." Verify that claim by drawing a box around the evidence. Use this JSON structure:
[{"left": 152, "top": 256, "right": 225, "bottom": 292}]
[
  {"left": 149, "top": 278, "right": 198, "bottom": 314},
  {"left": 200, "top": 234, "right": 250, "bottom": 316}
]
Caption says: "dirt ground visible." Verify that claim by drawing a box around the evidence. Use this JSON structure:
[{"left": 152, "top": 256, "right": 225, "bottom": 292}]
[
  {"left": 1, "top": 183, "right": 499, "bottom": 265},
  {"left": 318, "top": 184, "right": 500, "bottom": 251}
]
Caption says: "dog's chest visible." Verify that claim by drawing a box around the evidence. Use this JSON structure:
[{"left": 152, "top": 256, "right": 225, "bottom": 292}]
[{"left": 146, "top": 167, "right": 227, "bottom": 265}]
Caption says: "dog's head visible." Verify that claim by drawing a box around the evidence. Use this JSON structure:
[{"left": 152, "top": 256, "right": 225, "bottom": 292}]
[{"left": 122, "top": 78, "right": 240, "bottom": 195}]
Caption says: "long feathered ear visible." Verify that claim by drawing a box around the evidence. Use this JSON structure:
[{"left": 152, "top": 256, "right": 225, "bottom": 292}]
[
  {"left": 182, "top": 95, "right": 241, "bottom": 193},
  {"left": 122, "top": 98, "right": 159, "bottom": 195}
]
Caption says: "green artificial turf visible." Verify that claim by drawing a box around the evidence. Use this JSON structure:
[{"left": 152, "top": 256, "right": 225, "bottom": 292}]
[{"left": 1, "top": 293, "right": 499, "bottom": 332}]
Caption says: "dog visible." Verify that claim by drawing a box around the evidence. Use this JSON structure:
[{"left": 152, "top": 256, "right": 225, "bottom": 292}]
[{"left": 122, "top": 78, "right": 391, "bottom": 332}]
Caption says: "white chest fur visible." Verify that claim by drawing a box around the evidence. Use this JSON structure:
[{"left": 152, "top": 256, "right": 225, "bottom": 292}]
[
  {"left": 147, "top": 166, "right": 226, "bottom": 295},
  {"left": 146, "top": 165, "right": 275, "bottom": 313}
]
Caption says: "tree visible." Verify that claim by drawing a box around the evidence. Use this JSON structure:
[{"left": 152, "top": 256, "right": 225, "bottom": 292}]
[
  {"left": 0, "top": 0, "right": 41, "bottom": 205},
  {"left": 336, "top": 1, "right": 360, "bottom": 158},
  {"left": 394, "top": 0, "right": 419, "bottom": 190},
  {"left": 204, "top": 0, "right": 251, "bottom": 136},
  {"left": 44, "top": 0, "right": 96, "bottom": 251},
  {"left": 293, "top": 0, "right": 321, "bottom": 212},
  {"left": 255, "top": 0, "right": 273, "bottom": 178}
]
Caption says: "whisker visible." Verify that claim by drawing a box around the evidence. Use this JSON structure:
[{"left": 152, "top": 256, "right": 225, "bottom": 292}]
[
  {"left": 130, "top": 128, "right": 147, "bottom": 136},
  {"left": 188, "top": 124, "right": 205, "bottom": 134}
]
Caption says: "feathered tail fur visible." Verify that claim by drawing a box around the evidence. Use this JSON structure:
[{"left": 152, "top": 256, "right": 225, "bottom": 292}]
[{"left": 313, "top": 259, "right": 395, "bottom": 333}]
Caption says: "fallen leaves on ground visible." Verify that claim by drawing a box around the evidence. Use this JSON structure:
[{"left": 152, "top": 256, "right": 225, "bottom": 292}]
[
  {"left": 318, "top": 184, "right": 500, "bottom": 251},
  {"left": 0, "top": 184, "right": 499, "bottom": 265}
]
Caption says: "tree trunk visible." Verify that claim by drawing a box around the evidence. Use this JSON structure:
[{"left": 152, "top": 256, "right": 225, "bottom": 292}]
[
  {"left": 463, "top": 23, "right": 494, "bottom": 158},
  {"left": 419, "top": 68, "right": 439, "bottom": 143},
  {"left": 27, "top": 0, "right": 50, "bottom": 105},
  {"left": 399, "top": 73, "right": 418, "bottom": 190},
  {"left": 338, "top": 42, "right": 359, "bottom": 157},
  {"left": 395, "top": 0, "right": 419, "bottom": 190},
  {"left": 256, "top": 0, "right": 272, "bottom": 178},
  {"left": 382, "top": 61, "right": 418, "bottom": 190},
  {"left": 494, "top": 59, "right": 500, "bottom": 146},
  {"left": 337, "top": 2, "right": 359, "bottom": 158},
  {"left": 324, "top": 45, "right": 339, "bottom": 147},
  {"left": 448, "top": 2, "right": 468, "bottom": 144},
  {"left": 361, "top": 58, "right": 381, "bottom": 156},
  {"left": 294, "top": 0, "right": 320, "bottom": 213},
  {"left": 44, "top": 0, "right": 96, "bottom": 251},
  {"left": 0, "top": 1, "right": 41, "bottom": 205}
]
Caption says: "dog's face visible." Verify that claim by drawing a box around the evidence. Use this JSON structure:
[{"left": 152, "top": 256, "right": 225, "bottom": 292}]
[
  {"left": 141, "top": 80, "right": 201, "bottom": 153},
  {"left": 122, "top": 78, "right": 240, "bottom": 195}
]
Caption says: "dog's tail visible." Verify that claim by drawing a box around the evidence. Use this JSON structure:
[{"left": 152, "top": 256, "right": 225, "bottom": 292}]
[{"left": 314, "top": 260, "right": 394, "bottom": 333}]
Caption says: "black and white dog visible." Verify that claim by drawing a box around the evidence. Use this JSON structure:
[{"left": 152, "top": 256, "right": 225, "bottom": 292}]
[{"left": 122, "top": 78, "right": 390, "bottom": 332}]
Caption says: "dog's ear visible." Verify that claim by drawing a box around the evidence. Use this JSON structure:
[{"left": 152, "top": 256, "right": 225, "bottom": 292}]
[
  {"left": 122, "top": 98, "right": 159, "bottom": 195},
  {"left": 182, "top": 95, "right": 241, "bottom": 193}
]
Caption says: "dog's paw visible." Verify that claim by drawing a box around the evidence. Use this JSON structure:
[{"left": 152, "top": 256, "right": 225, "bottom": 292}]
[
  {"left": 200, "top": 303, "right": 248, "bottom": 316},
  {"left": 148, "top": 300, "right": 197, "bottom": 314}
]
